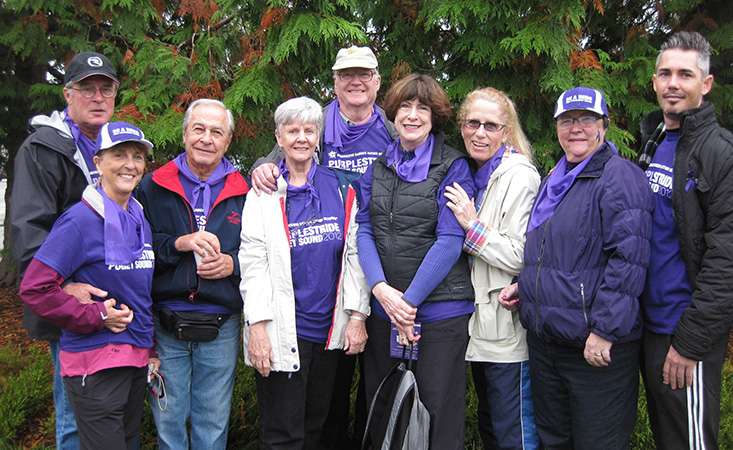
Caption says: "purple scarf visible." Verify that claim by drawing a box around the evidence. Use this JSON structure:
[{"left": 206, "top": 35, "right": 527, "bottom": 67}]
[
  {"left": 527, "top": 145, "right": 603, "bottom": 233},
  {"left": 385, "top": 134, "right": 434, "bottom": 183},
  {"left": 63, "top": 109, "right": 99, "bottom": 182},
  {"left": 474, "top": 145, "right": 507, "bottom": 209},
  {"left": 323, "top": 100, "right": 384, "bottom": 149},
  {"left": 94, "top": 185, "right": 146, "bottom": 265},
  {"left": 279, "top": 160, "right": 321, "bottom": 213},
  {"left": 174, "top": 153, "right": 237, "bottom": 226}
]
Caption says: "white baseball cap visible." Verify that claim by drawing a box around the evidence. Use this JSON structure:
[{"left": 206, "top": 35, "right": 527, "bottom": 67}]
[{"left": 332, "top": 46, "right": 378, "bottom": 71}]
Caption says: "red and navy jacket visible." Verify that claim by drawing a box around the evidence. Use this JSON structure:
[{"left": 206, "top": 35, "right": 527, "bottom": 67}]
[{"left": 137, "top": 160, "right": 249, "bottom": 312}]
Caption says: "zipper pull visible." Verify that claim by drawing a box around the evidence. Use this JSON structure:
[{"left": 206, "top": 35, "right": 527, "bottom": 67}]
[
  {"left": 389, "top": 211, "right": 393, "bottom": 224},
  {"left": 188, "top": 290, "right": 197, "bottom": 303}
]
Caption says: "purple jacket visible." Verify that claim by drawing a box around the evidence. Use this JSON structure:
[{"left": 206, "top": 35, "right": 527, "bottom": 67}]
[{"left": 518, "top": 143, "right": 653, "bottom": 346}]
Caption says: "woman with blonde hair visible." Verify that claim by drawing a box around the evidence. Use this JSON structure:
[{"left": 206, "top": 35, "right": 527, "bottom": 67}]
[{"left": 444, "top": 87, "right": 541, "bottom": 449}]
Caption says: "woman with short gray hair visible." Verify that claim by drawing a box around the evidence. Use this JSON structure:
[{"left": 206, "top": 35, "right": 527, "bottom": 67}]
[{"left": 239, "top": 97, "right": 369, "bottom": 449}]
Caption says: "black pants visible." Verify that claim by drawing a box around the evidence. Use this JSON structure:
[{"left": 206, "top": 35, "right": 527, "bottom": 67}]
[
  {"left": 641, "top": 330, "right": 728, "bottom": 450},
  {"left": 320, "top": 352, "right": 367, "bottom": 449},
  {"left": 363, "top": 315, "right": 470, "bottom": 450},
  {"left": 255, "top": 338, "right": 340, "bottom": 450},
  {"left": 63, "top": 366, "right": 147, "bottom": 450},
  {"left": 527, "top": 333, "right": 639, "bottom": 450}
]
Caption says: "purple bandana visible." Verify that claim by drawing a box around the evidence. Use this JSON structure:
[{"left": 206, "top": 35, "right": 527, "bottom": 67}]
[
  {"left": 323, "top": 100, "right": 384, "bottom": 149},
  {"left": 174, "top": 153, "right": 236, "bottom": 229},
  {"left": 85, "top": 185, "right": 146, "bottom": 265},
  {"left": 527, "top": 150, "right": 594, "bottom": 233},
  {"left": 385, "top": 133, "right": 434, "bottom": 183},
  {"left": 474, "top": 145, "right": 507, "bottom": 209},
  {"left": 63, "top": 109, "right": 100, "bottom": 184},
  {"left": 279, "top": 160, "right": 321, "bottom": 213}
]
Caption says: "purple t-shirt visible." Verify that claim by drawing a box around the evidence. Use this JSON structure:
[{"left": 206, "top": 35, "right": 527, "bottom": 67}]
[
  {"left": 179, "top": 174, "right": 226, "bottom": 230},
  {"left": 321, "top": 101, "right": 393, "bottom": 176},
  {"left": 34, "top": 202, "right": 155, "bottom": 352},
  {"left": 285, "top": 165, "right": 345, "bottom": 343},
  {"left": 643, "top": 130, "right": 692, "bottom": 333},
  {"left": 356, "top": 154, "right": 475, "bottom": 323}
]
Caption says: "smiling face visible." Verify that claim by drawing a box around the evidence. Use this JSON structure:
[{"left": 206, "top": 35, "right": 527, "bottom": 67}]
[
  {"left": 94, "top": 143, "right": 147, "bottom": 207},
  {"left": 63, "top": 75, "right": 117, "bottom": 138},
  {"left": 461, "top": 99, "right": 508, "bottom": 166},
  {"left": 183, "top": 103, "right": 232, "bottom": 179},
  {"left": 334, "top": 68, "right": 380, "bottom": 110},
  {"left": 653, "top": 48, "right": 713, "bottom": 128},
  {"left": 276, "top": 120, "right": 320, "bottom": 167},
  {"left": 394, "top": 98, "right": 432, "bottom": 151},
  {"left": 556, "top": 110, "right": 606, "bottom": 163}
]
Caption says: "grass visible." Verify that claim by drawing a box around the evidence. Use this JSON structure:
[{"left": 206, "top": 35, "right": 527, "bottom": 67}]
[{"left": 1, "top": 344, "right": 731, "bottom": 449}]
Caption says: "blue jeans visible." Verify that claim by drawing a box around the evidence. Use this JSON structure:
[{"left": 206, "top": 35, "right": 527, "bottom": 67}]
[
  {"left": 50, "top": 340, "right": 80, "bottom": 450},
  {"left": 151, "top": 315, "right": 240, "bottom": 450}
]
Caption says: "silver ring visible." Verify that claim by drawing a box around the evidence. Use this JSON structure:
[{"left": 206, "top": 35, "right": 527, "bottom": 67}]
[{"left": 594, "top": 352, "right": 602, "bottom": 356}]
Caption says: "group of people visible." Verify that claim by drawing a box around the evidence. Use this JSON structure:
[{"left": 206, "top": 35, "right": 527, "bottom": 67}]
[{"left": 11, "top": 30, "right": 732, "bottom": 450}]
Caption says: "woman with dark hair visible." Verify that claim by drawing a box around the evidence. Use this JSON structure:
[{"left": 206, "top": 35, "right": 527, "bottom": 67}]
[
  {"left": 356, "top": 74, "right": 475, "bottom": 449},
  {"left": 19, "top": 122, "right": 157, "bottom": 450}
]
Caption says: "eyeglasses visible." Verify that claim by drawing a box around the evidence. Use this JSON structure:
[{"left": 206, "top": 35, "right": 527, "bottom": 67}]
[
  {"left": 336, "top": 71, "right": 375, "bottom": 82},
  {"left": 69, "top": 84, "right": 117, "bottom": 98},
  {"left": 463, "top": 120, "right": 505, "bottom": 133},
  {"left": 557, "top": 114, "right": 601, "bottom": 129}
]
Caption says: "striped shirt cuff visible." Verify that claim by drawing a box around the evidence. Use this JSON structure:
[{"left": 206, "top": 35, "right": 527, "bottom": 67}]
[{"left": 463, "top": 219, "right": 489, "bottom": 255}]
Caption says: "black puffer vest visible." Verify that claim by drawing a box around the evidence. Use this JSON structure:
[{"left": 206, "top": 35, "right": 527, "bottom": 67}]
[{"left": 370, "top": 133, "right": 474, "bottom": 302}]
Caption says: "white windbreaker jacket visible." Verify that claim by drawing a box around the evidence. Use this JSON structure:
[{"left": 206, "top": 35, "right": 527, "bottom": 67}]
[
  {"left": 239, "top": 176, "right": 370, "bottom": 372},
  {"left": 465, "top": 152, "right": 540, "bottom": 363}
]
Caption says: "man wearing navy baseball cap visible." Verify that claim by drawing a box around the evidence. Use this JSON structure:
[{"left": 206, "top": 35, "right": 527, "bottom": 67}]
[
  {"left": 11, "top": 50, "right": 120, "bottom": 450},
  {"left": 639, "top": 31, "right": 733, "bottom": 450}
]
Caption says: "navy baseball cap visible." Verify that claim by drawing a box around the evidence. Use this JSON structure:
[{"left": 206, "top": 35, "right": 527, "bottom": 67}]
[
  {"left": 554, "top": 87, "right": 608, "bottom": 118},
  {"left": 64, "top": 52, "right": 118, "bottom": 84},
  {"left": 96, "top": 122, "right": 153, "bottom": 155}
]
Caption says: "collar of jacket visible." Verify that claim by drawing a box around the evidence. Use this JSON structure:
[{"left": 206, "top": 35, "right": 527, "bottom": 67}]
[
  {"left": 576, "top": 142, "right": 614, "bottom": 179},
  {"left": 640, "top": 101, "right": 717, "bottom": 142},
  {"left": 151, "top": 159, "right": 250, "bottom": 210}
]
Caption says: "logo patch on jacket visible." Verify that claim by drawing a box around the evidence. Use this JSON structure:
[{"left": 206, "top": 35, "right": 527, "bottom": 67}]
[{"left": 227, "top": 211, "right": 241, "bottom": 225}]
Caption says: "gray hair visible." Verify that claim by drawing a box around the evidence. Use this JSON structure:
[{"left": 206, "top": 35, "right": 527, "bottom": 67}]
[
  {"left": 274, "top": 97, "right": 322, "bottom": 132},
  {"left": 182, "top": 99, "right": 235, "bottom": 136},
  {"left": 656, "top": 31, "right": 712, "bottom": 76}
]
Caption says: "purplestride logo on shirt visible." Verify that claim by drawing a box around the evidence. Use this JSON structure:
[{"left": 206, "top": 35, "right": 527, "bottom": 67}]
[
  {"left": 646, "top": 163, "right": 673, "bottom": 199},
  {"left": 194, "top": 208, "right": 207, "bottom": 230},
  {"left": 107, "top": 244, "right": 155, "bottom": 271},
  {"left": 288, "top": 216, "right": 342, "bottom": 248},
  {"left": 325, "top": 149, "right": 382, "bottom": 174}
]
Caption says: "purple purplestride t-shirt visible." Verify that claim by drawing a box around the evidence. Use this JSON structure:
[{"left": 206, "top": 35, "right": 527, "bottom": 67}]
[
  {"left": 285, "top": 165, "right": 345, "bottom": 343},
  {"left": 34, "top": 201, "right": 155, "bottom": 352},
  {"left": 642, "top": 130, "right": 692, "bottom": 333},
  {"left": 321, "top": 101, "right": 393, "bottom": 180}
]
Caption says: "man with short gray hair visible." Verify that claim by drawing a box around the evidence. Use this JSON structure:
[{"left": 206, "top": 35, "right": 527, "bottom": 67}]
[
  {"left": 137, "top": 99, "right": 249, "bottom": 450},
  {"left": 639, "top": 31, "right": 733, "bottom": 449}
]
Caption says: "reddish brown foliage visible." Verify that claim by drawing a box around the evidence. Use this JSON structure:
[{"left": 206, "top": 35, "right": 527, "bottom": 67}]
[
  {"left": 122, "top": 49, "right": 135, "bottom": 65},
  {"left": 22, "top": 12, "right": 48, "bottom": 31},
  {"left": 75, "top": 0, "right": 103, "bottom": 22},
  {"left": 150, "top": 0, "right": 167, "bottom": 16},
  {"left": 260, "top": 7, "right": 288, "bottom": 30},
  {"left": 115, "top": 104, "right": 146, "bottom": 123},
  {"left": 592, "top": 0, "right": 605, "bottom": 15},
  {"left": 235, "top": 117, "right": 260, "bottom": 139},
  {"left": 280, "top": 80, "right": 295, "bottom": 100},
  {"left": 393, "top": 0, "right": 419, "bottom": 21},
  {"left": 570, "top": 49, "right": 602, "bottom": 70},
  {"left": 390, "top": 60, "right": 412, "bottom": 83},
  {"left": 241, "top": 34, "right": 264, "bottom": 67},
  {"left": 174, "top": 80, "right": 225, "bottom": 111},
  {"left": 177, "top": 0, "right": 219, "bottom": 25}
]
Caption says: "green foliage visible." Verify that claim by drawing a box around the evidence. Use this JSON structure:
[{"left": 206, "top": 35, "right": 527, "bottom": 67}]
[{"left": 0, "top": 345, "right": 52, "bottom": 446}]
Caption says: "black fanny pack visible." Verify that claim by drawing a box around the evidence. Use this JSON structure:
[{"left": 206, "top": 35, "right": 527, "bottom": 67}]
[{"left": 158, "top": 309, "right": 230, "bottom": 342}]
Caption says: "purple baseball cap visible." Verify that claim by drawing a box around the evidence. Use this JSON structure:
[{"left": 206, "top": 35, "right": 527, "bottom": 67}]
[
  {"left": 96, "top": 121, "right": 153, "bottom": 155},
  {"left": 554, "top": 86, "right": 609, "bottom": 118}
]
